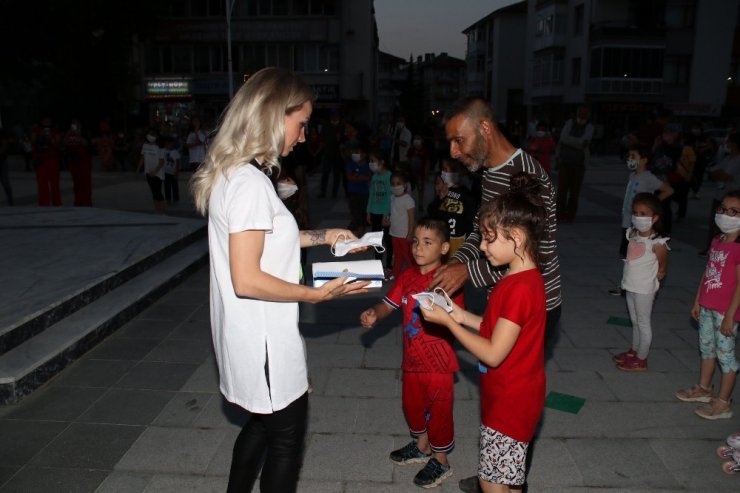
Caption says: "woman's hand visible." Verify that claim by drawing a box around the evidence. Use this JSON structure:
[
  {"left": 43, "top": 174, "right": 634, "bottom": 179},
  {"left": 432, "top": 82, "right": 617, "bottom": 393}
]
[
  {"left": 325, "top": 228, "right": 368, "bottom": 254},
  {"left": 325, "top": 228, "right": 357, "bottom": 246},
  {"left": 310, "top": 277, "right": 370, "bottom": 304}
]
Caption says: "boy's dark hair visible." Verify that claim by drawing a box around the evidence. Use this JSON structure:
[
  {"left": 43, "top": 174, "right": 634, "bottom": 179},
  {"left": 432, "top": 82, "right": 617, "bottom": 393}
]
[
  {"left": 478, "top": 172, "right": 546, "bottom": 268},
  {"left": 415, "top": 217, "right": 450, "bottom": 243},
  {"left": 368, "top": 147, "right": 389, "bottom": 165},
  {"left": 632, "top": 192, "right": 664, "bottom": 236},
  {"left": 629, "top": 143, "right": 651, "bottom": 161}
]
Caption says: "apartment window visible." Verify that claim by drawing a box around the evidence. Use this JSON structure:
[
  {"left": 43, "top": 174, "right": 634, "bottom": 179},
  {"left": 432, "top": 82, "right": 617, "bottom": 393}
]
[
  {"left": 574, "top": 4, "right": 584, "bottom": 35},
  {"left": 535, "top": 15, "right": 554, "bottom": 37},
  {"left": 571, "top": 57, "right": 582, "bottom": 85},
  {"left": 191, "top": 1, "right": 207, "bottom": 16},
  {"left": 161, "top": 46, "right": 173, "bottom": 73},
  {"left": 171, "top": 0, "right": 188, "bottom": 16},
  {"left": 665, "top": 3, "right": 695, "bottom": 28},
  {"left": 211, "top": 46, "right": 226, "bottom": 72},
  {"left": 194, "top": 46, "right": 210, "bottom": 72},
  {"left": 273, "top": 0, "right": 289, "bottom": 15},
  {"left": 145, "top": 46, "right": 160, "bottom": 73},
  {"left": 241, "top": 44, "right": 266, "bottom": 74},
  {"left": 664, "top": 56, "right": 691, "bottom": 84},
  {"left": 247, "top": 0, "right": 335, "bottom": 16},
  {"left": 590, "top": 47, "right": 663, "bottom": 78},
  {"left": 319, "top": 45, "right": 339, "bottom": 72},
  {"left": 553, "top": 56, "right": 564, "bottom": 85},
  {"left": 173, "top": 46, "right": 192, "bottom": 73}
]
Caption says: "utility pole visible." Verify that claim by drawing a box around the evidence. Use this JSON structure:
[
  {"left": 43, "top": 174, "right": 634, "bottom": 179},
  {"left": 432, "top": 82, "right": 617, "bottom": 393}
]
[{"left": 226, "top": 0, "right": 236, "bottom": 99}]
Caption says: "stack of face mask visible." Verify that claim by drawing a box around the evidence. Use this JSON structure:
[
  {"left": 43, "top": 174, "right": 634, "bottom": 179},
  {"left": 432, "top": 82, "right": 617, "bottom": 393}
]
[
  {"left": 330, "top": 231, "right": 385, "bottom": 257},
  {"left": 312, "top": 259, "right": 384, "bottom": 288}
]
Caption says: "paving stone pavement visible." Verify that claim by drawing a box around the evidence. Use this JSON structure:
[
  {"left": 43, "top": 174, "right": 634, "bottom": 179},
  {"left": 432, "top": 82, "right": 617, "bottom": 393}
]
[{"left": 0, "top": 156, "right": 738, "bottom": 492}]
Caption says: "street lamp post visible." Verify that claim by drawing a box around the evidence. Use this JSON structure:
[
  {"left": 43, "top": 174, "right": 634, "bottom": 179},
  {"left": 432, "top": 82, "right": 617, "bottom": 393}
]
[{"left": 226, "top": 0, "right": 236, "bottom": 99}]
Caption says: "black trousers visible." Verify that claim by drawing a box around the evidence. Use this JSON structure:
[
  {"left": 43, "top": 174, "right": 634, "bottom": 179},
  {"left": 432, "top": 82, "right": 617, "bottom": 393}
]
[
  {"left": 556, "top": 162, "right": 585, "bottom": 218},
  {"left": 227, "top": 393, "right": 309, "bottom": 493},
  {"left": 544, "top": 305, "right": 562, "bottom": 361}
]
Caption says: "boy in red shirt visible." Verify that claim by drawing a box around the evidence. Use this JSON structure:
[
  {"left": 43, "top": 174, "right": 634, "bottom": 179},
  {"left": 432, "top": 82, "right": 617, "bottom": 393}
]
[{"left": 360, "top": 217, "right": 464, "bottom": 489}]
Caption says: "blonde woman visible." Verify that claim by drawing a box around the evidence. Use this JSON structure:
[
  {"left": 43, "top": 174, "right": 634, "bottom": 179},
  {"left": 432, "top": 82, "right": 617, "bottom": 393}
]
[{"left": 191, "top": 67, "right": 368, "bottom": 493}]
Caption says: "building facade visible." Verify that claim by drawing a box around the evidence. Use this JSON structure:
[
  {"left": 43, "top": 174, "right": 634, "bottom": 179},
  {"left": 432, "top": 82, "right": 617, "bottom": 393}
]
[
  {"left": 462, "top": 0, "right": 740, "bottom": 151},
  {"left": 517, "top": 0, "right": 740, "bottom": 150},
  {"left": 139, "top": 0, "right": 378, "bottom": 132},
  {"left": 463, "top": 1, "right": 528, "bottom": 126}
]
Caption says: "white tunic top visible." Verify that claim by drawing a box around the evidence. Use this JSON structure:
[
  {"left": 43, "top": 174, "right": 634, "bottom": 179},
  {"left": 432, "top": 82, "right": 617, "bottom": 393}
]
[
  {"left": 208, "top": 163, "right": 305, "bottom": 413},
  {"left": 621, "top": 228, "right": 670, "bottom": 295}
]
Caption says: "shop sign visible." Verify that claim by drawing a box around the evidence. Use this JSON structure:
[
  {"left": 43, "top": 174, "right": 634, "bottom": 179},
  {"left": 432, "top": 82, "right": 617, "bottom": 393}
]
[{"left": 145, "top": 80, "right": 192, "bottom": 99}]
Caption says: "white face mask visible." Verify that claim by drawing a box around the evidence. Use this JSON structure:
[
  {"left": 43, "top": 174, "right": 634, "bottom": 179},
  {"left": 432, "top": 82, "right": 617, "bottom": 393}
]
[
  {"left": 631, "top": 215, "right": 654, "bottom": 233},
  {"left": 626, "top": 159, "right": 639, "bottom": 170},
  {"left": 331, "top": 231, "right": 386, "bottom": 257},
  {"left": 368, "top": 162, "right": 380, "bottom": 173},
  {"left": 351, "top": 153, "right": 362, "bottom": 163},
  {"left": 391, "top": 185, "right": 405, "bottom": 196},
  {"left": 146, "top": 134, "right": 156, "bottom": 143},
  {"left": 277, "top": 182, "right": 298, "bottom": 200},
  {"left": 535, "top": 130, "right": 546, "bottom": 138},
  {"left": 441, "top": 171, "right": 459, "bottom": 186},
  {"left": 412, "top": 288, "right": 453, "bottom": 313},
  {"left": 715, "top": 213, "right": 740, "bottom": 233}
]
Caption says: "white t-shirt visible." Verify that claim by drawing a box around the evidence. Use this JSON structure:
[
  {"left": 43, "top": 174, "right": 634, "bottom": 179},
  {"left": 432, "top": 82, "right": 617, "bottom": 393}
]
[
  {"left": 389, "top": 193, "right": 415, "bottom": 238},
  {"left": 208, "top": 163, "right": 304, "bottom": 413},
  {"left": 187, "top": 130, "right": 207, "bottom": 164},
  {"left": 141, "top": 142, "right": 164, "bottom": 179},
  {"left": 621, "top": 228, "right": 669, "bottom": 294},
  {"left": 163, "top": 149, "right": 181, "bottom": 175}
]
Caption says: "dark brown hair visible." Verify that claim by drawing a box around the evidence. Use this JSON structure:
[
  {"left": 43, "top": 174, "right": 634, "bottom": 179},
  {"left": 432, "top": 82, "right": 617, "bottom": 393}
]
[{"left": 478, "top": 172, "right": 546, "bottom": 267}]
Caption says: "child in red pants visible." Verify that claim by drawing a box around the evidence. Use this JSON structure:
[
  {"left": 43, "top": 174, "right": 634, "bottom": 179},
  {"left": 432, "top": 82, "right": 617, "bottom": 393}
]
[
  {"left": 360, "top": 217, "right": 464, "bottom": 489},
  {"left": 389, "top": 171, "right": 415, "bottom": 278}
]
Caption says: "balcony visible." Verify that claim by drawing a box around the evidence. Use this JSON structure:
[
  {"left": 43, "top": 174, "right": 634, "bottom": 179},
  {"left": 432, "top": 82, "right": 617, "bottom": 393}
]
[{"left": 586, "top": 77, "right": 662, "bottom": 95}]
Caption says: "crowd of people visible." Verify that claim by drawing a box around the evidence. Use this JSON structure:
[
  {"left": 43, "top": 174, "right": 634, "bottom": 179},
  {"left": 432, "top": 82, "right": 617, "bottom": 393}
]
[
  {"left": 0, "top": 67, "right": 738, "bottom": 491},
  {"left": 0, "top": 115, "right": 212, "bottom": 211}
]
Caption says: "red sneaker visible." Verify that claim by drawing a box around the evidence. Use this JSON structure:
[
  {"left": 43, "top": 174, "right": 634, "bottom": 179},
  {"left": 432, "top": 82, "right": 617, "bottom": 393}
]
[
  {"left": 612, "top": 349, "right": 636, "bottom": 364},
  {"left": 617, "top": 354, "right": 648, "bottom": 372}
]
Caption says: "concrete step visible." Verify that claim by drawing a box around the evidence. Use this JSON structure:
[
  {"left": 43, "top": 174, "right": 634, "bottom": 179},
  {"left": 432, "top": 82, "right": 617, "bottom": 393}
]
[
  {"left": 0, "top": 213, "right": 206, "bottom": 355},
  {"left": 0, "top": 239, "right": 209, "bottom": 404}
]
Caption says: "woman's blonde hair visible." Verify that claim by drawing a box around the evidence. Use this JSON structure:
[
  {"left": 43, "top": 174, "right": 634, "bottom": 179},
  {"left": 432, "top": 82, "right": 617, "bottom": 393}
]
[{"left": 190, "top": 67, "right": 314, "bottom": 215}]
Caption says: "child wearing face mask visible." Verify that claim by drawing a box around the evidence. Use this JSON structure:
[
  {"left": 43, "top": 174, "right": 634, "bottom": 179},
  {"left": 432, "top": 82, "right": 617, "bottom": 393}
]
[
  {"left": 612, "top": 193, "right": 670, "bottom": 372},
  {"left": 675, "top": 190, "right": 740, "bottom": 419},
  {"left": 366, "top": 149, "right": 393, "bottom": 271},
  {"left": 345, "top": 143, "right": 372, "bottom": 236},
  {"left": 389, "top": 171, "right": 416, "bottom": 278},
  {"left": 609, "top": 145, "right": 673, "bottom": 296},
  {"left": 427, "top": 158, "right": 477, "bottom": 256}
]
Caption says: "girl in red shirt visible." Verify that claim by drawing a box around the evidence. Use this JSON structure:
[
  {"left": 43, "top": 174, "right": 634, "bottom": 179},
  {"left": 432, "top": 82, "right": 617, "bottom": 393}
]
[{"left": 421, "top": 172, "right": 547, "bottom": 492}]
